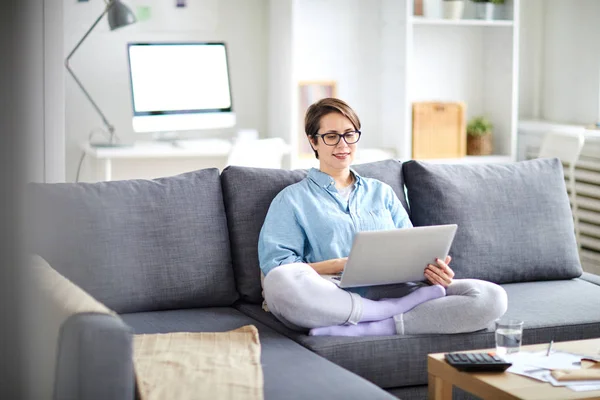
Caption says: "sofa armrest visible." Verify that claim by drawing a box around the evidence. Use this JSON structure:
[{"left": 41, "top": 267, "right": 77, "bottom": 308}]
[
  {"left": 55, "top": 313, "right": 134, "bottom": 400},
  {"left": 27, "top": 255, "right": 134, "bottom": 400},
  {"left": 580, "top": 271, "right": 600, "bottom": 286}
]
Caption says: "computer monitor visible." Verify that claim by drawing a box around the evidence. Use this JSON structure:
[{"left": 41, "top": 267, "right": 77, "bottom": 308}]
[{"left": 127, "top": 42, "right": 235, "bottom": 136}]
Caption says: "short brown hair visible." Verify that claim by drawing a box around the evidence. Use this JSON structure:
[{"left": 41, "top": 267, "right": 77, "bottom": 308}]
[{"left": 304, "top": 98, "right": 361, "bottom": 159}]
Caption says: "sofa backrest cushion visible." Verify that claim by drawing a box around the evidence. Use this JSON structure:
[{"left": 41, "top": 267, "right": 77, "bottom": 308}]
[
  {"left": 26, "top": 169, "right": 239, "bottom": 313},
  {"left": 402, "top": 158, "right": 582, "bottom": 283},
  {"left": 221, "top": 159, "right": 409, "bottom": 303}
]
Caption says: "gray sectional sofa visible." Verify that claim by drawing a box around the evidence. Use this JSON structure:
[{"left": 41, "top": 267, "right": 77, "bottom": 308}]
[{"left": 27, "top": 158, "right": 600, "bottom": 400}]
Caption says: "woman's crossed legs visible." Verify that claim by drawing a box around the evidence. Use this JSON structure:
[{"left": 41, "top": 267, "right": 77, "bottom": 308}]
[{"left": 263, "top": 263, "right": 507, "bottom": 336}]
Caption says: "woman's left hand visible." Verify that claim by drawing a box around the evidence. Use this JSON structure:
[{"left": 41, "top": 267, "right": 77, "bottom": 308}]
[{"left": 424, "top": 256, "right": 454, "bottom": 288}]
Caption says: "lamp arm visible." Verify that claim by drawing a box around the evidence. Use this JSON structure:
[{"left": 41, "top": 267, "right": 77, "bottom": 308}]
[{"left": 65, "top": 3, "right": 116, "bottom": 139}]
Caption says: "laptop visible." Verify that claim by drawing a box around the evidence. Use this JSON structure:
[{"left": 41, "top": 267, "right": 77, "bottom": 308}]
[{"left": 322, "top": 224, "right": 458, "bottom": 288}]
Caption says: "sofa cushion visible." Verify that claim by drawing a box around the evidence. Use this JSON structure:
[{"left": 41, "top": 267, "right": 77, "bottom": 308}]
[
  {"left": 236, "top": 303, "right": 494, "bottom": 388},
  {"left": 121, "top": 308, "right": 396, "bottom": 400},
  {"left": 26, "top": 169, "right": 239, "bottom": 313},
  {"left": 501, "top": 278, "right": 600, "bottom": 341},
  {"left": 221, "top": 159, "right": 409, "bottom": 303},
  {"left": 402, "top": 158, "right": 582, "bottom": 283},
  {"left": 237, "top": 276, "right": 600, "bottom": 388}
]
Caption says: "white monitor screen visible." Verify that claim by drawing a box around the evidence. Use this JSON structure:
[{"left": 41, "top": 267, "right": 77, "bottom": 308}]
[{"left": 127, "top": 42, "right": 233, "bottom": 115}]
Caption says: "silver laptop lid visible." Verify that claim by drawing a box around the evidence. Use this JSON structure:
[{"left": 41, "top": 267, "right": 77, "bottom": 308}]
[{"left": 339, "top": 224, "right": 458, "bottom": 288}]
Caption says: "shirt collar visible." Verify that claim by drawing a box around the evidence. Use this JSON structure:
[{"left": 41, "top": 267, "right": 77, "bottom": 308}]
[{"left": 307, "top": 168, "right": 364, "bottom": 189}]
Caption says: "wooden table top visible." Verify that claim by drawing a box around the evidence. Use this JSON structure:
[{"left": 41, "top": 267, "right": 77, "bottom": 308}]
[{"left": 428, "top": 338, "right": 600, "bottom": 400}]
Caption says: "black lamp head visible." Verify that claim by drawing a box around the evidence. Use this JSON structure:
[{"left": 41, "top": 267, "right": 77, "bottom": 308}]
[{"left": 107, "top": 0, "right": 137, "bottom": 31}]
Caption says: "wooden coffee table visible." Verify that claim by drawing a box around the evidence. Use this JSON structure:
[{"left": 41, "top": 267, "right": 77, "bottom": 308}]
[{"left": 428, "top": 338, "right": 600, "bottom": 400}]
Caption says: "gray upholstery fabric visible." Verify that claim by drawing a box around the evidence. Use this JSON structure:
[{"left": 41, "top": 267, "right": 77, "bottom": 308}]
[
  {"left": 221, "top": 167, "right": 308, "bottom": 303},
  {"left": 221, "top": 159, "right": 409, "bottom": 304},
  {"left": 351, "top": 160, "right": 410, "bottom": 212},
  {"left": 55, "top": 313, "right": 134, "bottom": 400},
  {"left": 501, "top": 278, "right": 600, "bottom": 342},
  {"left": 402, "top": 158, "right": 582, "bottom": 283},
  {"left": 387, "top": 386, "right": 427, "bottom": 400},
  {"left": 236, "top": 277, "right": 600, "bottom": 389},
  {"left": 237, "top": 303, "right": 495, "bottom": 388},
  {"left": 120, "top": 307, "right": 395, "bottom": 400},
  {"left": 581, "top": 271, "right": 600, "bottom": 286},
  {"left": 389, "top": 386, "right": 482, "bottom": 400},
  {"left": 26, "top": 169, "right": 239, "bottom": 313}
]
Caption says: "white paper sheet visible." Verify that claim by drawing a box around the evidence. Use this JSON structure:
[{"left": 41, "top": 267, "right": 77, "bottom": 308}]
[
  {"left": 504, "top": 351, "right": 600, "bottom": 390},
  {"left": 569, "top": 384, "right": 600, "bottom": 392},
  {"left": 520, "top": 351, "right": 582, "bottom": 371}
]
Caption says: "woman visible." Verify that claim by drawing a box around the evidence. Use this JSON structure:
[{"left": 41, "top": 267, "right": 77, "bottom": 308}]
[{"left": 258, "top": 98, "right": 507, "bottom": 336}]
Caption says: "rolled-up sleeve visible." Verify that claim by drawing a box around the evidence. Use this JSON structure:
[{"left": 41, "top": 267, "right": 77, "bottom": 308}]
[{"left": 258, "top": 193, "right": 306, "bottom": 276}]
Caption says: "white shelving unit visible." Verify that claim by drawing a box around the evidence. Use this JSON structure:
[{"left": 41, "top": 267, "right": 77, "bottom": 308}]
[
  {"left": 268, "top": 0, "right": 520, "bottom": 168},
  {"left": 411, "top": 17, "right": 514, "bottom": 27}
]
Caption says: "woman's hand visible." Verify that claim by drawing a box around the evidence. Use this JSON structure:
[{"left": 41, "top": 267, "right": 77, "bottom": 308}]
[
  {"left": 309, "top": 257, "right": 347, "bottom": 275},
  {"left": 424, "top": 256, "right": 454, "bottom": 288}
]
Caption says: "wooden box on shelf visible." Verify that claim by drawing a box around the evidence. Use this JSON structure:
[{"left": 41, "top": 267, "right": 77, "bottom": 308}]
[{"left": 412, "top": 102, "right": 466, "bottom": 159}]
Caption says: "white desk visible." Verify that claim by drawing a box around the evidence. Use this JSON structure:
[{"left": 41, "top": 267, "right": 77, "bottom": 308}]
[{"left": 83, "top": 139, "right": 232, "bottom": 181}]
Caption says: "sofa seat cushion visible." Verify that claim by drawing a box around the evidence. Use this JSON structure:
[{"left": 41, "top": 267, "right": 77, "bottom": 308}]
[
  {"left": 501, "top": 277, "right": 600, "bottom": 342},
  {"left": 221, "top": 160, "right": 409, "bottom": 304},
  {"left": 120, "top": 308, "right": 395, "bottom": 400},
  {"left": 26, "top": 169, "right": 238, "bottom": 313},
  {"left": 236, "top": 303, "right": 496, "bottom": 388},
  {"left": 402, "top": 158, "right": 582, "bottom": 283},
  {"left": 236, "top": 276, "right": 600, "bottom": 389}
]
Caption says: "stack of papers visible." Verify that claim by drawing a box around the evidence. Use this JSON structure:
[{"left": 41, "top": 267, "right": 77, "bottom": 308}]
[{"left": 505, "top": 351, "right": 600, "bottom": 392}]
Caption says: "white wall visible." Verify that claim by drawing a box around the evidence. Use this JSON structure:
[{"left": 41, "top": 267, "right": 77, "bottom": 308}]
[
  {"left": 542, "top": 0, "right": 600, "bottom": 125},
  {"left": 45, "top": 0, "right": 65, "bottom": 182},
  {"left": 518, "top": 0, "right": 543, "bottom": 119},
  {"left": 293, "top": 0, "right": 383, "bottom": 150},
  {"left": 64, "top": 0, "right": 268, "bottom": 181},
  {"left": 268, "top": 0, "right": 294, "bottom": 169},
  {"left": 519, "top": 0, "right": 600, "bottom": 124}
]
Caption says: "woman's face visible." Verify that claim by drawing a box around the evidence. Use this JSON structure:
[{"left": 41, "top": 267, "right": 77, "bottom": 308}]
[{"left": 312, "top": 112, "right": 358, "bottom": 172}]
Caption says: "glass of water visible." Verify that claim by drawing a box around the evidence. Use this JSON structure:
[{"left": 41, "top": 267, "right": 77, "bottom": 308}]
[{"left": 495, "top": 319, "right": 524, "bottom": 356}]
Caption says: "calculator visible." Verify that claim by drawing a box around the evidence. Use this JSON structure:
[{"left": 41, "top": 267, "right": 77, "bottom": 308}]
[{"left": 444, "top": 352, "right": 512, "bottom": 372}]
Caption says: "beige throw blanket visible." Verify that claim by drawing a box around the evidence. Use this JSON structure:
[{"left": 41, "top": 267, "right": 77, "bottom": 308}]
[
  {"left": 32, "top": 255, "right": 264, "bottom": 400},
  {"left": 134, "top": 325, "right": 264, "bottom": 400}
]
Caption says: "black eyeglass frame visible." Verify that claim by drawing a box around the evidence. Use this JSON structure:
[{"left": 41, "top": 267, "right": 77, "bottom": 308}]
[{"left": 312, "top": 130, "right": 362, "bottom": 146}]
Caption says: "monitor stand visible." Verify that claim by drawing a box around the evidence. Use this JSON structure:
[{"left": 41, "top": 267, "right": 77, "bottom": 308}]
[
  {"left": 90, "top": 142, "right": 133, "bottom": 148},
  {"left": 152, "top": 131, "right": 180, "bottom": 142}
]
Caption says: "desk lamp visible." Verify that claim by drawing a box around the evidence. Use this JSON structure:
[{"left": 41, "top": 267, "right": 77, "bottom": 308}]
[{"left": 65, "top": 0, "right": 137, "bottom": 147}]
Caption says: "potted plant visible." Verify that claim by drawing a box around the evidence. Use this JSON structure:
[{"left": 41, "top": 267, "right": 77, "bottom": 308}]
[
  {"left": 443, "top": 0, "right": 465, "bottom": 20},
  {"left": 471, "top": 0, "right": 504, "bottom": 20},
  {"left": 467, "top": 116, "right": 493, "bottom": 156}
]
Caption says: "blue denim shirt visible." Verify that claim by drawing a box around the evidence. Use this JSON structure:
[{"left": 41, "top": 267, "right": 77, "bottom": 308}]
[{"left": 258, "top": 168, "right": 412, "bottom": 276}]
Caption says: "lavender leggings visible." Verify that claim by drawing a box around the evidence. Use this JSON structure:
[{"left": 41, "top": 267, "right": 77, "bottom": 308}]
[{"left": 263, "top": 263, "right": 507, "bottom": 334}]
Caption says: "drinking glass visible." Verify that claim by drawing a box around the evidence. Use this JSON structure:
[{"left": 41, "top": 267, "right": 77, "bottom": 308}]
[{"left": 495, "top": 319, "right": 524, "bottom": 356}]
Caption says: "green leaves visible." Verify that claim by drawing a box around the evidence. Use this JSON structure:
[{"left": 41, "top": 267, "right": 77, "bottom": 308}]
[{"left": 467, "top": 116, "right": 493, "bottom": 137}]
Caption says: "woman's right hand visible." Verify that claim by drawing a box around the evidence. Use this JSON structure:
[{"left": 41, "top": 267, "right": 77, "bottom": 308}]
[{"left": 309, "top": 257, "right": 347, "bottom": 275}]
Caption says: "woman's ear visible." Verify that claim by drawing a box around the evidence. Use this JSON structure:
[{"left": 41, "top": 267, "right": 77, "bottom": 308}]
[{"left": 308, "top": 135, "right": 317, "bottom": 151}]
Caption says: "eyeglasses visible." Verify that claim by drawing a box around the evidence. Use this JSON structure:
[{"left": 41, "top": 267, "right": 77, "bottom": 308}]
[{"left": 313, "top": 130, "right": 361, "bottom": 146}]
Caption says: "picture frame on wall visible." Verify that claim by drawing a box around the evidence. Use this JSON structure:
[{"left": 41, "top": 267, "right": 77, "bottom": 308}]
[{"left": 298, "top": 81, "right": 337, "bottom": 159}]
